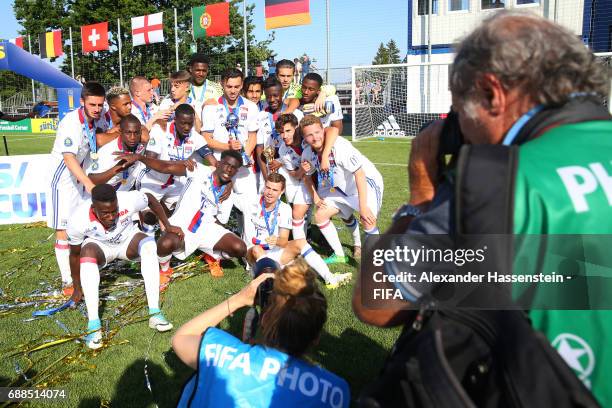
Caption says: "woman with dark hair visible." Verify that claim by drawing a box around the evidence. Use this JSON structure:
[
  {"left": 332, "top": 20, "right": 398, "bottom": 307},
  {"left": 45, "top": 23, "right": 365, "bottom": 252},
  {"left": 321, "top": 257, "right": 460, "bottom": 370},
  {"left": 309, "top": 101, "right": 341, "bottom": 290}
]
[{"left": 173, "top": 259, "right": 350, "bottom": 407}]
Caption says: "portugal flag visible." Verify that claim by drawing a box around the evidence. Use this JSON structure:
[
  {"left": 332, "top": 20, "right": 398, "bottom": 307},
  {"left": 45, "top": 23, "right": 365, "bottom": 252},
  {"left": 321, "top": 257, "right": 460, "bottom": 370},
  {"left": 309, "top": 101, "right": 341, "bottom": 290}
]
[
  {"left": 39, "top": 30, "right": 63, "bottom": 58},
  {"left": 265, "top": 0, "right": 311, "bottom": 30},
  {"left": 192, "top": 3, "right": 230, "bottom": 39}
]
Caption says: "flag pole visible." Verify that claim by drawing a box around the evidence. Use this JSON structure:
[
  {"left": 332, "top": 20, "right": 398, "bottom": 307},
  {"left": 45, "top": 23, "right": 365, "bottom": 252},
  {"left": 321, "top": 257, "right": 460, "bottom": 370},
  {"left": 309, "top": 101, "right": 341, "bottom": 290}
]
[
  {"left": 326, "top": 0, "right": 330, "bottom": 84},
  {"left": 28, "top": 35, "right": 35, "bottom": 102},
  {"left": 174, "top": 8, "right": 180, "bottom": 71},
  {"left": 243, "top": 0, "right": 248, "bottom": 73},
  {"left": 117, "top": 18, "right": 123, "bottom": 87},
  {"left": 69, "top": 27, "right": 75, "bottom": 78}
]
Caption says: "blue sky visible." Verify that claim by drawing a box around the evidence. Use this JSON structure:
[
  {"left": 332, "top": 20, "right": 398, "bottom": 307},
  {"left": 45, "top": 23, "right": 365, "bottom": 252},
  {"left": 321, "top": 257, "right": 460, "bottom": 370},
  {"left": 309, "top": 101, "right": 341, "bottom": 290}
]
[{"left": 0, "top": 0, "right": 409, "bottom": 79}]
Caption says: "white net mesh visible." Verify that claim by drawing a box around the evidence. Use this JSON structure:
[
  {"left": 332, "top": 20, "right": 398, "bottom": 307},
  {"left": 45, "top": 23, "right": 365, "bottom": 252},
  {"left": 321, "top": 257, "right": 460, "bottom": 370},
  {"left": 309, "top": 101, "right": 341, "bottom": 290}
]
[
  {"left": 594, "top": 52, "right": 611, "bottom": 111},
  {"left": 352, "top": 62, "right": 452, "bottom": 140}
]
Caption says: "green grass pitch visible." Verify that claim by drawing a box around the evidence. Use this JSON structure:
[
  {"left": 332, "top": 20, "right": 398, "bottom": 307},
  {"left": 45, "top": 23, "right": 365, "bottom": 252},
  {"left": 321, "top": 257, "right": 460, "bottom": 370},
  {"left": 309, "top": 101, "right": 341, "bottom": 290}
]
[{"left": 0, "top": 132, "right": 411, "bottom": 407}]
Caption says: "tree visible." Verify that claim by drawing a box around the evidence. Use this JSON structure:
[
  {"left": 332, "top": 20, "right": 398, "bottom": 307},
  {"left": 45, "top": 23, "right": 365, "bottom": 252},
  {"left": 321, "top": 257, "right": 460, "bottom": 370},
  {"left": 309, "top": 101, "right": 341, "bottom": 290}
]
[
  {"left": 386, "top": 39, "right": 401, "bottom": 64},
  {"left": 12, "top": 0, "right": 274, "bottom": 85},
  {"left": 372, "top": 42, "right": 389, "bottom": 65}
]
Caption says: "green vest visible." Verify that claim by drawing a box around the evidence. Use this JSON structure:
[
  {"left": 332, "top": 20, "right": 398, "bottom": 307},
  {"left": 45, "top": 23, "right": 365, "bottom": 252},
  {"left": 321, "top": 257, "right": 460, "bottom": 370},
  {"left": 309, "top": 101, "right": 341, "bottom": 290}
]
[{"left": 513, "top": 120, "right": 612, "bottom": 406}]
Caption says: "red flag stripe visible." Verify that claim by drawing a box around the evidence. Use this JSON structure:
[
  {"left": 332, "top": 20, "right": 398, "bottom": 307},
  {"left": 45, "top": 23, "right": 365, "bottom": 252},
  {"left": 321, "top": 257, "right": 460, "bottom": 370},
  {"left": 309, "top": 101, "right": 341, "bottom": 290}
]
[
  {"left": 265, "top": 0, "right": 309, "bottom": 18},
  {"left": 53, "top": 30, "right": 62, "bottom": 57},
  {"left": 133, "top": 14, "right": 163, "bottom": 44}
]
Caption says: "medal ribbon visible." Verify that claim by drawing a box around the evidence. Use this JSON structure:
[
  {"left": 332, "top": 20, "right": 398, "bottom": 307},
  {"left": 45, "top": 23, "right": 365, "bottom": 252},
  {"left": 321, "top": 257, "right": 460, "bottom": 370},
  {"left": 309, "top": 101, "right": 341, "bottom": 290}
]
[
  {"left": 260, "top": 196, "right": 280, "bottom": 237},
  {"left": 190, "top": 81, "right": 208, "bottom": 103},
  {"left": 78, "top": 108, "right": 97, "bottom": 155},
  {"left": 132, "top": 100, "right": 151, "bottom": 123}
]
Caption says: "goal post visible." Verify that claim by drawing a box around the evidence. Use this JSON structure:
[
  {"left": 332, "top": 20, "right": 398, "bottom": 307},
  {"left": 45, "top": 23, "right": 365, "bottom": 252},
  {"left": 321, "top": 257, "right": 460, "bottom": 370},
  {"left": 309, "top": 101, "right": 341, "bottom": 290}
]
[{"left": 351, "top": 62, "right": 453, "bottom": 141}]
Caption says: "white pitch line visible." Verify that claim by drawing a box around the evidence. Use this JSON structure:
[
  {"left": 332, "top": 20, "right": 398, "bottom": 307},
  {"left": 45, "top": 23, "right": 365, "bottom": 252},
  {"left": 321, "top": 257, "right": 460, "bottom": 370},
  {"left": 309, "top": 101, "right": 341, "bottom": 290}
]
[
  {"left": 373, "top": 162, "right": 406, "bottom": 167},
  {"left": 2, "top": 135, "right": 55, "bottom": 142}
]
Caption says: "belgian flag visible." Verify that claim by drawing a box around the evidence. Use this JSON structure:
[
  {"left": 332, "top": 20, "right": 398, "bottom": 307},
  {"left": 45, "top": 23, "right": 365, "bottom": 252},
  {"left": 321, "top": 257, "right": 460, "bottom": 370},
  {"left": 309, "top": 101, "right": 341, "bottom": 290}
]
[
  {"left": 39, "top": 30, "right": 63, "bottom": 59},
  {"left": 265, "top": 0, "right": 311, "bottom": 30}
]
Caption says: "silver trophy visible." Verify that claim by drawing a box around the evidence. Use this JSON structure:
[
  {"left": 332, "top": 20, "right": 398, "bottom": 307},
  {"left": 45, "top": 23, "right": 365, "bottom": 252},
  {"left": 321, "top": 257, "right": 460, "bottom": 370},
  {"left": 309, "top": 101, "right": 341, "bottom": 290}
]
[{"left": 225, "top": 112, "right": 251, "bottom": 166}]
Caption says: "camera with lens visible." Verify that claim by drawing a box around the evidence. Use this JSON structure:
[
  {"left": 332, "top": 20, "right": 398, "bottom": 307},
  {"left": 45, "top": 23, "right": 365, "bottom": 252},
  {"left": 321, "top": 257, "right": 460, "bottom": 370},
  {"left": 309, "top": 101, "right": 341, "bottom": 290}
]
[{"left": 242, "top": 257, "right": 279, "bottom": 342}]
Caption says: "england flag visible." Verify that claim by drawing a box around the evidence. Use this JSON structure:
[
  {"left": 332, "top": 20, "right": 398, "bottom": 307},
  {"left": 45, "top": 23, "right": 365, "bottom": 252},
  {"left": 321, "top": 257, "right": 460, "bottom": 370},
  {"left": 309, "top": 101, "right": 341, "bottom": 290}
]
[{"left": 131, "top": 12, "right": 164, "bottom": 46}]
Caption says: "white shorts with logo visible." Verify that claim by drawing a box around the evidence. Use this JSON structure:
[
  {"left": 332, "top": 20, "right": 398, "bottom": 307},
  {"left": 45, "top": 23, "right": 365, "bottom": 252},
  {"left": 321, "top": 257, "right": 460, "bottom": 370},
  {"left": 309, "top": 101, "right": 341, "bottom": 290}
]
[
  {"left": 171, "top": 221, "right": 232, "bottom": 260},
  {"left": 321, "top": 176, "right": 384, "bottom": 220},
  {"left": 81, "top": 225, "right": 142, "bottom": 267},
  {"left": 47, "top": 162, "right": 85, "bottom": 230}
]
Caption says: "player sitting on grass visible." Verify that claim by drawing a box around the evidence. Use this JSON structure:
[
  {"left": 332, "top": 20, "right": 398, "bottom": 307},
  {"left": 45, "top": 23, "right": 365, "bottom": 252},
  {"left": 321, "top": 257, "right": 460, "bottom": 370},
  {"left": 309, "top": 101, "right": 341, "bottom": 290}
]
[
  {"left": 300, "top": 115, "right": 384, "bottom": 264},
  {"left": 244, "top": 173, "right": 351, "bottom": 289},
  {"left": 123, "top": 150, "right": 247, "bottom": 278},
  {"left": 67, "top": 184, "right": 183, "bottom": 349}
]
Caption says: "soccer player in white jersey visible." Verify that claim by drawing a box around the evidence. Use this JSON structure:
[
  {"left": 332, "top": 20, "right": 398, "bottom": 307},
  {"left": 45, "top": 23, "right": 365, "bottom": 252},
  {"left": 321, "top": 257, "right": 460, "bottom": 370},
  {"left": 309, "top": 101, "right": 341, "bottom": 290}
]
[
  {"left": 202, "top": 68, "right": 259, "bottom": 207},
  {"left": 158, "top": 71, "right": 203, "bottom": 130},
  {"left": 128, "top": 150, "right": 247, "bottom": 278},
  {"left": 300, "top": 115, "right": 384, "bottom": 264},
  {"left": 129, "top": 76, "right": 170, "bottom": 131},
  {"left": 67, "top": 184, "right": 184, "bottom": 349},
  {"left": 187, "top": 53, "right": 223, "bottom": 123},
  {"left": 87, "top": 115, "right": 147, "bottom": 191},
  {"left": 253, "top": 78, "right": 301, "bottom": 192},
  {"left": 244, "top": 173, "right": 351, "bottom": 289},
  {"left": 47, "top": 82, "right": 109, "bottom": 299},
  {"left": 137, "top": 104, "right": 214, "bottom": 217},
  {"left": 300, "top": 73, "right": 343, "bottom": 133},
  {"left": 95, "top": 87, "right": 152, "bottom": 149}
]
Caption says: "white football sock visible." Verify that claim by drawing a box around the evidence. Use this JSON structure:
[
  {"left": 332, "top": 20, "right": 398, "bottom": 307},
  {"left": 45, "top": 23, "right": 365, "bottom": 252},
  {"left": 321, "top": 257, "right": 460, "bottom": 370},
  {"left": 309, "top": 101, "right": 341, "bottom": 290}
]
[
  {"left": 139, "top": 238, "right": 160, "bottom": 311},
  {"left": 343, "top": 217, "right": 362, "bottom": 247},
  {"left": 54, "top": 240, "right": 72, "bottom": 285},
  {"left": 80, "top": 257, "right": 101, "bottom": 322},
  {"left": 292, "top": 218, "right": 306, "bottom": 240},
  {"left": 301, "top": 244, "right": 335, "bottom": 283},
  {"left": 317, "top": 220, "right": 345, "bottom": 257}
]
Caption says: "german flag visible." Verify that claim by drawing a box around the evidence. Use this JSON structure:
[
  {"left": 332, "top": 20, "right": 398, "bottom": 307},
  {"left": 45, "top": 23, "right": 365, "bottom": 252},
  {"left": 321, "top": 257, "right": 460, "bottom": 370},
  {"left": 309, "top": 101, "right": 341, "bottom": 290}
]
[
  {"left": 39, "top": 30, "right": 63, "bottom": 59},
  {"left": 265, "top": 0, "right": 311, "bottom": 30}
]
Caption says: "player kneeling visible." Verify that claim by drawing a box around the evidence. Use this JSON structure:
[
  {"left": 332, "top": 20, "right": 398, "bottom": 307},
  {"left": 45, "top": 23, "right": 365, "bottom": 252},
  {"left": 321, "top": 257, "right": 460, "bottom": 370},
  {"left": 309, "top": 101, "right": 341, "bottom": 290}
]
[
  {"left": 301, "top": 115, "right": 384, "bottom": 264},
  {"left": 138, "top": 150, "right": 248, "bottom": 278},
  {"left": 245, "top": 173, "right": 351, "bottom": 289},
  {"left": 67, "top": 185, "right": 184, "bottom": 350}
]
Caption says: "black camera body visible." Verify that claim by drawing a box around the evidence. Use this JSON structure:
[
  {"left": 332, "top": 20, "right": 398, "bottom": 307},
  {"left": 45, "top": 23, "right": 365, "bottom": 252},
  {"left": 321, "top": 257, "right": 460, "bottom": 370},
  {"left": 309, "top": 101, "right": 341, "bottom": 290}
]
[{"left": 242, "top": 257, "right": 280, "bottom": 343}]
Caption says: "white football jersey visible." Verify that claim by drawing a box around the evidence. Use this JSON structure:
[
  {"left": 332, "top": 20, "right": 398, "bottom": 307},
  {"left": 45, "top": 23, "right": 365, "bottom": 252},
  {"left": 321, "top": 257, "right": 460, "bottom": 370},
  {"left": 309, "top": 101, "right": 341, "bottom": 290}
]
[
  {"left": 84, "top": 137, "right": 146, "bottom": 191},
  {"left": 202, "top": 96, "right": 259, "bottom": 160},
  {"left": 170, "top": 163, "right": 233, "bottom": 229},
  {"left": 130, "top": 101, "right": 158, "bottom": 125},
  {"left": 49, "top": 108, "right": 110, "bottom": 186},
  {"left": 67, "top": 191, "right": 148, "bottom": 246},
  {"left": 243, "top": 196, "right": 292, "bottom": 247},
  {"left": 278, "top": 139, "right": 308, "bottom": 188},
  {"left": 256, "top": 109, "right": 303, "bottom": 148},
  {"left": 143, "top": 121, "right": 207, "bottom": 184},
  {"left": 301, "top": 137, "right": 380, "bottom": 197}
]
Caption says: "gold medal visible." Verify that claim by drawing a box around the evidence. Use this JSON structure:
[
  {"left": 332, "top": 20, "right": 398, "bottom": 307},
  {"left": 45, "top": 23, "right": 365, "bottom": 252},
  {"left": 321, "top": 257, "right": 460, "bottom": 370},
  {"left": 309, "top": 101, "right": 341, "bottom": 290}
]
[
  {"left": 121, "top": 179, "right": 127, "bottom": 185},
  {"left": 90, "top": 152, "right": 98, "bottom": 160},
  {"left": 330, "top": 187, "right": 336, "bottom": 193}
]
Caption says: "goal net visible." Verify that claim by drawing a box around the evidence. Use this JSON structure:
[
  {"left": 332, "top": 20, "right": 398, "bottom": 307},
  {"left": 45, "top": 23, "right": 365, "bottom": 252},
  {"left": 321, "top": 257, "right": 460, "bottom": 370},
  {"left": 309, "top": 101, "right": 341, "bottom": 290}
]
[
  {"left": 352, "top": 62, "right": 452, "bottom": 141},
  {"left": 595, "top": 52, "right": 611, "bottom": 112}
]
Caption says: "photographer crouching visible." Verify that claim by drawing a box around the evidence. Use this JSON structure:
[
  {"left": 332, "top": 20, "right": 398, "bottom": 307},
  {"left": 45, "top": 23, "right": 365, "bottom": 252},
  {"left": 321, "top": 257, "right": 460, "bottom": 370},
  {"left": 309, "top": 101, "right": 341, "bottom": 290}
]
[
  {"left": 354, "top": 10, "right": 611, "bottom": 408},
  {"left": 172, "top": 258, "right": 350, "bottom": 407}
]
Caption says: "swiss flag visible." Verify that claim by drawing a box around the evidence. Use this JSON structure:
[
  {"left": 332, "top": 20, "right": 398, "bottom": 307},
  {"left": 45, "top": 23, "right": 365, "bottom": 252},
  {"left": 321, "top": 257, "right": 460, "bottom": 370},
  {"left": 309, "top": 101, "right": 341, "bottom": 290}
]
[
  {"left": 81, "top": 22, "right": 109, "bottom": 53},
  {"left": 131, "top": 12, "right": 164, "bottom": 46}
]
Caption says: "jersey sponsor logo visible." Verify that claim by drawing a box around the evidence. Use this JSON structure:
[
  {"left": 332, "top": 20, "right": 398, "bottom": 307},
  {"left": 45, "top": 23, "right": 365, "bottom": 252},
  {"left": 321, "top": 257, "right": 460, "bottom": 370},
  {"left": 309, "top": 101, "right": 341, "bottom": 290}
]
[
  {"left": 64, "top": 137, "right": 73, "bottom": 147},
  {"left": 373, "top": 114, "right": 406, "bottom": 137},
  {"left": 552, "top": 333, "right": 595, "bottom": 388}
]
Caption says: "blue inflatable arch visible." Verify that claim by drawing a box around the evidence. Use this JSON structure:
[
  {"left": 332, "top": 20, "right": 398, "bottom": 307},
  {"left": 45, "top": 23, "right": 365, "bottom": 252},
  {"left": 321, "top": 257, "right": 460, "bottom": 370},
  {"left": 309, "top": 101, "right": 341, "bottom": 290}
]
[{"left": 0, "top": 40, "right": 81, "bottom": 119}]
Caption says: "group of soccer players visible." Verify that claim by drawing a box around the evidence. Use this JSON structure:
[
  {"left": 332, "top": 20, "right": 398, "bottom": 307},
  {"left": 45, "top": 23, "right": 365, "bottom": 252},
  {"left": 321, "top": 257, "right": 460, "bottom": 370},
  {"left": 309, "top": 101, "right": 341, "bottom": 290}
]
[{"left": 47, "top": 53, "right": 384, "bottom": 349}]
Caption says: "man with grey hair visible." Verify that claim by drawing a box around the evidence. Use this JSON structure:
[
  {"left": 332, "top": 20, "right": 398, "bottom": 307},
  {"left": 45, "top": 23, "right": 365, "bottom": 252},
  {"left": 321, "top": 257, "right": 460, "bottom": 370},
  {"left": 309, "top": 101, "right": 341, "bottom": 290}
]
[{"left": 354, "top": 11, "right": 610, "bottom": 406}]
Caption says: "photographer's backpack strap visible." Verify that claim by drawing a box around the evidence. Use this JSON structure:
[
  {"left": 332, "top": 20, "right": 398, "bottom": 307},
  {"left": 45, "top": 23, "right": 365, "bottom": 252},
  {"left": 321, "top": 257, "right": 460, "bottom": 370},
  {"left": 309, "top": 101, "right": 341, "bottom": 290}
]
[{"left": 454, "top": 144, "right": 518, "bottom": 235}]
